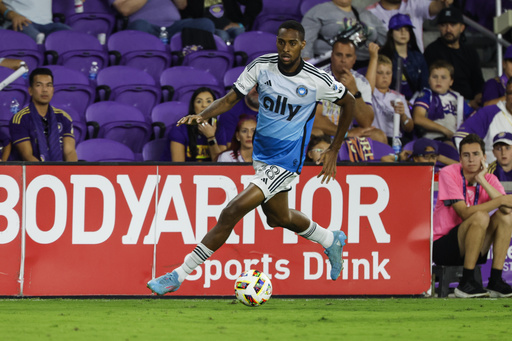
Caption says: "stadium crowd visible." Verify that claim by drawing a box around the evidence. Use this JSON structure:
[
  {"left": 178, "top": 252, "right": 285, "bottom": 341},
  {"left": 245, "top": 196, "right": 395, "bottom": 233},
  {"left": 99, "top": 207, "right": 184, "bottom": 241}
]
[{"left": 1, "top": 0, "right": 512, "bottom": 297}]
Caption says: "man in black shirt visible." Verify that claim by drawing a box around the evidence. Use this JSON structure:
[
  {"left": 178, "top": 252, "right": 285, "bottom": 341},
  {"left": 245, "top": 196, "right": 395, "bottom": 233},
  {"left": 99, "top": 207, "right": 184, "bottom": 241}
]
[{"left": 424, "top": 7, "right": 484, "bottom": 109}]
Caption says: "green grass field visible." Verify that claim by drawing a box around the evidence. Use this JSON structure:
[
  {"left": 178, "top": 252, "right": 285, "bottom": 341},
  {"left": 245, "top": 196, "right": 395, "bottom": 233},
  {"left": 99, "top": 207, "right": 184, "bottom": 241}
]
[{"left": 1, "top": 297, "right": 511, "bottom": 340}]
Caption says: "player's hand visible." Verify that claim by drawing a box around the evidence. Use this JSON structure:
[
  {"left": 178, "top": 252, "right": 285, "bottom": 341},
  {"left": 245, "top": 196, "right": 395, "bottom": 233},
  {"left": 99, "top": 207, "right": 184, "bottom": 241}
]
[
  {"left": 10, "top": 12, "right": 31, "bottom": 32},
  {"left": 317, "top": 148, "right": 338, "bottom": 184},
  {"left": 176, "top": 114, "right": 204, "bottom": 126}
]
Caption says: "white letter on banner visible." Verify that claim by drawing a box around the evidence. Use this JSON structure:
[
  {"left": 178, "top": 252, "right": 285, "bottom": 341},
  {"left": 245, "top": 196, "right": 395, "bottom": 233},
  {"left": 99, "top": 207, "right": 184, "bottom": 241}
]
[
  {"left": 194, "top": 175, "right": 239, "bottom": 244},
  {"left": 301, "top": 176, "right": 342, "bottom": 231},
  {"left": 26, "top": 175, "right": 67, "bottom": 244},
  {"left": 143, "top": 175, "right": 194, "bottom": 244},
  {"left": 346, "top": 175, "right": 390, "bottom": 243},
  {"left": 240, "top": 175, "right": 272, "bottom": 244},
  {"left": 71, "top": 175, "right": 116, "bottom": 244},
  {"left": 303, "top": 252, "right": 323, "bottom": 280},
  {"left": 0, "top": 175, "right": 20, "bottom": 244},
  {"left": 118, "top": 174, "right": 159, "bottom": 244}
]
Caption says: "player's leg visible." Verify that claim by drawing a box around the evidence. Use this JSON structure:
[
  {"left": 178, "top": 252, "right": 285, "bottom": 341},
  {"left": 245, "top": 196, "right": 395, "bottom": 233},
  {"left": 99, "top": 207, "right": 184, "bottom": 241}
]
[
  {"left": 261, "top": 191, "right": 346, "bottom": 280},
  {"left": 147, "top": 184, "right": 265, "bottom": 295},
  {"left": 485, "top": 210, "right": 512, "bottom": 297}
]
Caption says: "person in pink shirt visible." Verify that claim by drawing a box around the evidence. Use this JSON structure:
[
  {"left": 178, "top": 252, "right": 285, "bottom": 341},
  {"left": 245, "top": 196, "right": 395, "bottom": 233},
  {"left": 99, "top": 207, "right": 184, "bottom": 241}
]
[{"left": 433, "top": 133, "right": 512, "bottom": 298}]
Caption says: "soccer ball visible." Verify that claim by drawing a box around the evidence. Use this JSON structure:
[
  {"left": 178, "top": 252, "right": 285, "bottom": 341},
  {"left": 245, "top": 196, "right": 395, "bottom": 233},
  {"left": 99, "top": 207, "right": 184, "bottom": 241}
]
[{"left": 234, "top": 269, "right": 272, "bottom": 307}]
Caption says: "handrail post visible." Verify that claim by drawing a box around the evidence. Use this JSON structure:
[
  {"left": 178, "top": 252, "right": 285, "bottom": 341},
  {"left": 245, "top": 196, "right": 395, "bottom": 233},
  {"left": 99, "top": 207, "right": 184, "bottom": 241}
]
[{"left": 498, "top": 0, "right": 503, "bottom": 76}]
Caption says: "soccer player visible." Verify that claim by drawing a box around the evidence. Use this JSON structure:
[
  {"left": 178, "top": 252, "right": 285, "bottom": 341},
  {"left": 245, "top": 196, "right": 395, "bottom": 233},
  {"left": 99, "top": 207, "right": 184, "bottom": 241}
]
[{"left": 147, "top": 20, "right": 356, "bottom": 295}]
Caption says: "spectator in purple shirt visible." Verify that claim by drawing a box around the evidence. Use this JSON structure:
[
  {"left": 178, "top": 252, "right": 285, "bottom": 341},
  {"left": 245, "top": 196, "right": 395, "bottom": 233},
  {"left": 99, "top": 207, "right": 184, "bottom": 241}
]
[
  {"left": 489, "top": 132, "right": 512, "bottom": 182},
  {"left": 482, "top": 46, "right": 512, "bottom": 107}
]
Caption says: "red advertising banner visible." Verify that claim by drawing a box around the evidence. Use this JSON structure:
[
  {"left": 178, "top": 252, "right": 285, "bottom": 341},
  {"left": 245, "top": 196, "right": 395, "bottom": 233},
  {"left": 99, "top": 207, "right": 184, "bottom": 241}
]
[
  {"left": 0, "top": 165, "right": 23, "bottom": 295},
  {"left": 1, "top": 164, "right": 433, "bottom": 296}
]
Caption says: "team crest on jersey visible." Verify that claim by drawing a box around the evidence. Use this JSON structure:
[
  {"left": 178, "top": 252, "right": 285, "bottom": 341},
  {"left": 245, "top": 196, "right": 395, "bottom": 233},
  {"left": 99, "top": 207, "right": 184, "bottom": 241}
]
[
  {"left": 332, "top": 83, "right": 343, "bottom": 93},
  {"left": 296, "top": 85, "right": 308, "bottom": 97},
  {"left": 57, "top": 122, "right": 63, "bottom": 132}
]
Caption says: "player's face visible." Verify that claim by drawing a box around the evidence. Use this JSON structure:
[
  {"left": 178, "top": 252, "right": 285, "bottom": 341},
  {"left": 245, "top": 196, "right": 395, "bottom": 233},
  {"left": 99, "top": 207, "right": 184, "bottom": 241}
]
[
  {"left": 439, "top": 23, "right": 465, "bottom": 45},
  {"left": 331, "top": 42, "right": 356, "bottom": 73},
  {"left": 375, "top": 63, "right": 392, "bottom": 90},
  {"left": 308, "top": 141, "right": 330, "bottom": 165},
  {"left": 29, "top": 74, "right": 54, "bottom": 106},
  {"left": 392, "top": 27, "right": 410, "bottom": 46},
  {"left": 236, "top": 120, "right": 256, "bottom": 150},
  {"left": 428, "top": 68, "right": 453, "bottom": 95},
  {"left": 413, "top": 146, "right": 438, "bottom": 164},
  {"left": 493, "top": 143, "right": 512, "bottom": 168},
  {"left": 460, "top": 142, "right": 486, "bottom": 174},
  {"left": 193, "top": 91, "right": 214, "bottom": 114},
  {"left": 276, "top": 28, "right": 305, "bottom": 72}
]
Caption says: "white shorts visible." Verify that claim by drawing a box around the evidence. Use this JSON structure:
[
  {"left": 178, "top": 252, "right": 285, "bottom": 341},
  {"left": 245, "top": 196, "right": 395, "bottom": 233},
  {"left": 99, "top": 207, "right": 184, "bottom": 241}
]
[{"left": 250, "top": 161, "right": 298, "bottom": 202}]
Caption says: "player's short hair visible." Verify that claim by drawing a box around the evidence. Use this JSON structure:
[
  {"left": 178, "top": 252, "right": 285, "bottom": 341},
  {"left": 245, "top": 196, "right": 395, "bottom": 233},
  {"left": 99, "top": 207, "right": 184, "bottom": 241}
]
[
  {"left": 429, "top": 59, "right": 454, "bottom": 79},
  {"left": 377, "top": 54, "right": 392, "bottom": 67},
  {"left": 29, "top": 68, "right": 53, "bottom": 87},
  {"left": 278, "top": 20, "right": 305, "bottom": 41},
  {"left": 459, "top": 133, "right": 485, "bottom": 155}
]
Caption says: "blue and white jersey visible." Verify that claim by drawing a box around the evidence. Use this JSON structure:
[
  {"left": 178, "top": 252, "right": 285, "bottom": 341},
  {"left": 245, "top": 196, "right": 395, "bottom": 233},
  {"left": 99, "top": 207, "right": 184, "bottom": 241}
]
[{"left": 234, "top": 54, "right": 347, "bottom": 173}]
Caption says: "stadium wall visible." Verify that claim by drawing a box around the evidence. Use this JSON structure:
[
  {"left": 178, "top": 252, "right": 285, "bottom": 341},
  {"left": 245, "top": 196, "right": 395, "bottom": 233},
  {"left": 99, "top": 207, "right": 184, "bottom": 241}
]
[{"left": 1, "top": 163, "right": 434, "bottom": 296}]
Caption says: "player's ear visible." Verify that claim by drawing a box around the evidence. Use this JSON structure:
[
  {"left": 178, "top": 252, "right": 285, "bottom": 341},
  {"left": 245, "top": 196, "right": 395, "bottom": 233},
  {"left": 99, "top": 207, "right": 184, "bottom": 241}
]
[{"left": 301, "top": 40, "right": 306, "bottom": 50}]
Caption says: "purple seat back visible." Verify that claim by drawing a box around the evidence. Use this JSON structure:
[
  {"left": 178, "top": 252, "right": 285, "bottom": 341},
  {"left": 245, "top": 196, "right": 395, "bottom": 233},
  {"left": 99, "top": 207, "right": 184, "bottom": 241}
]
[
  {"left": 151, "top": 101, "right": 188, "bottom": 137},
  {"left": 0, "top": 30, "right": 43, "bottom": 72},
  {"left": 85, "top": 101, "right": 152, "bottom": 153},
  {"left": 223, "top": 66, "right": 245, "bottom": 91},
  {"left": 252, "top": 0, "right": 302, "bottom": 34},
  {"left": 107, "top": 30, "right": 171, "bottom": 82},
  {"left": 233, "top": 31, "right": 277, "bottom": 66},
  {"left": 160, "top": 66, "right": 224, "bottom": 104},
  {"left": 77, "top": 138, "right": 135, "bottom": 162},
  {"left": 45, "top": 30, "right": 108, "bottom": 76},
  {"left": 45, "top": 65, "right": 94, "bottom": 117},
  {"left": 0, "top": 66, "right": 29, "bottom": 133},
  {"left": 53, "top": 0, "right": 115, "bottom": 38},
  {"left": 142, "top": 138, "right": 172, "bottom": 161},
  {"left": 97, "top": 65, "right": 161, "bottom": 122}
]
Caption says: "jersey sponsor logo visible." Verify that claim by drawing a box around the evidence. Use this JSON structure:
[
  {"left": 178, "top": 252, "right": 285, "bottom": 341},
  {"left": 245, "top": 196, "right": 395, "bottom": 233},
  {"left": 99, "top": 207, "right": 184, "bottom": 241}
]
[
  {"left": 296, "top": 85, "right": 308, "bottom": 97},
  {"left": 262, "top": 95, "right": 302, "bottom": 121}
]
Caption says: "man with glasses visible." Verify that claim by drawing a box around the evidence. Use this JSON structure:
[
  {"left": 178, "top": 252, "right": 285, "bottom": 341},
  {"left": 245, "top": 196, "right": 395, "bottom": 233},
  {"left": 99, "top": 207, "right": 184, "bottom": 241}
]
[
  {"left": 9, "top": 68, "right": 77, "bottom": 162},
  {"left": 488, "top": 132, "right": 512, "bottom": 181}
]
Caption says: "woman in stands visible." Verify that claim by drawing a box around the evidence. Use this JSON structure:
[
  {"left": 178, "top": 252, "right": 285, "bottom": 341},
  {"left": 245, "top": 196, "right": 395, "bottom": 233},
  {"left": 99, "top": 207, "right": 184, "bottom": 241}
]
[
  {"left": 216, "top": 114, "right": 256, "bottom": 162},
  {"left": 379, "top": 13, "right": 429, "bottom": 103},
  {"left": 169, "top": 87, "right": 226, "bottom": 161}
]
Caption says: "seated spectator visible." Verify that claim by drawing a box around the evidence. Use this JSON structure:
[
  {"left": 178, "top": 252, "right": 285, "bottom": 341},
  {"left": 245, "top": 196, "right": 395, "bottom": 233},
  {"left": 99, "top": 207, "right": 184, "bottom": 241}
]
[
  {"left": 9, "top": 68, "right": 77, "bottom": 161},
  {"left": 0, "top": 0, "right": 71, "bottom": 42},
  {"left": 301, "top": 0, "right": 386, "bottom": 66},
  {"left": 423, "top": 7, "right": 484, "bottom": 108},
  {"left": 109, "top": 0, "right": 215, "bottom": 40},
  {"left": 0, "top": 129, "right": 11, "bottom": 161},
  {"left": 379, "top": 13, "right": 429, "bottom": 102},
  {"left": 366, "top": 0, "right": 453, "bottom": 52},
  {"left": 169, "top": 87, "right": 226, "bottom": 162},
  {"left": 433, "top": 133, "right": 512, "bottom": 298},
  {"left": 409, "top": 137, "right": 439, "bottom": 164},
  {"left": 315, "top": 39, "right": 387, "bottom": 144},
  {"left": 481, "top": 46, "right": 512, "bottom": 107},
  {"left": 488, "top": 132, "right": 512, "bottom": 181},
  {"left": 217, "top": 85, "right": 258, "bottom": 148},
  {"left": 180, "top": 0, "right": 262, "bottom": 44},
  {"left": 305, "top": 134, "right": 332, "bottom": 164},
  {"left": 366, "top": 54, "right": 414, "bottom": 145},
  {"left": 413, "top": 60, "right": 473, "bottom": 142},
  {"left": 217, "top": 114, "right": 256, "bottom": 162},
  {"left": 454, "top": 78, "right": 512, "bottom": 163}
]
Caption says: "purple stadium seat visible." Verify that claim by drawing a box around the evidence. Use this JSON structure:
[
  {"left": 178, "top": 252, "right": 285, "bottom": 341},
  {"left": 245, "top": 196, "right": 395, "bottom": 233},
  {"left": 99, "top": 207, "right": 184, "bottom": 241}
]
[
  {"left": 96, "top": 65, "right": 162, "bottom": 123},
  {"left": 233, "top": 31, "right": 277, "bottom": 66},
  {"left": 223, "top": 66, "right": 245, "bottom": 91},
  {"left": 77, "top": 138, "right": 135, "bottom": 162},
  {"left": 170, "top": 32, "right": 234, "bottom": 83},
  {"left": 338, "top": 137, "right": 394, "bottom": 162},
  {"left": 0, "top": 30, "right": 44, "bottom": 72},
  {"left": 300, "top": 0, "right": 331, "bottom": 15},
  {"left": 107, "top": 30, "right": 171, "bottom": 83},
  {"left": 85, "top": 101, "right": 152, "bottom": 155},
  {"left": 44, "top": 30, "right": 109, "bottom": 77},
  {"left": 53, "top": 0, "right": 116, "bottom": 39},
  {"left": 45, "top": 65, "right": 95, "bottom": 118},
  {"left": 252, "top": 0, "right": 302, "bottom": 34},
  {"left": 160, "top": 66, "right": 224, "bottom": 104},
  {"left": 0, "top": 67, "right": 29, "bottom": 140},
  {"left": 142, "top": 138, "right": 172, "bottom": 161},
  {"left": 150, "top": 101, "right": 188, "bottom": 138}
]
